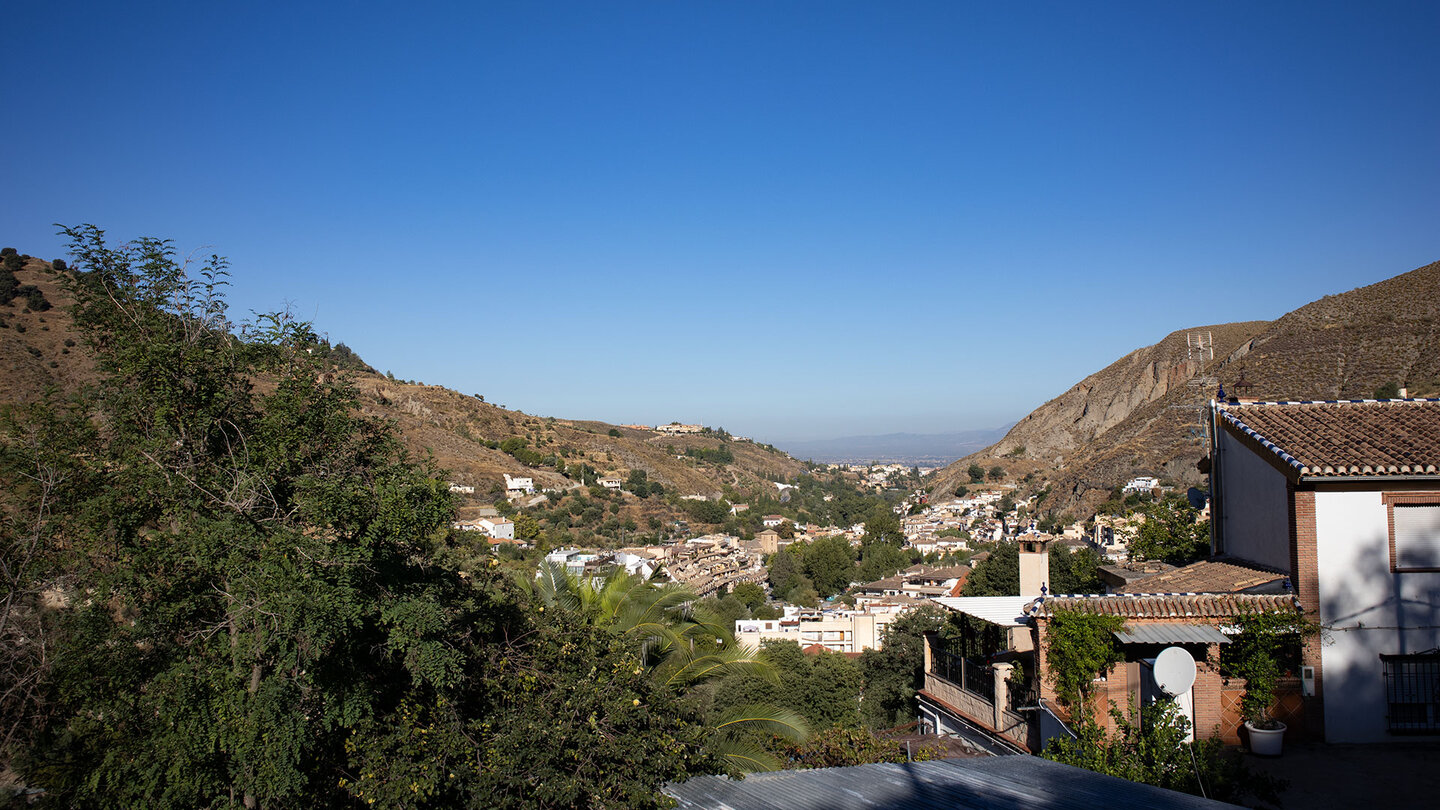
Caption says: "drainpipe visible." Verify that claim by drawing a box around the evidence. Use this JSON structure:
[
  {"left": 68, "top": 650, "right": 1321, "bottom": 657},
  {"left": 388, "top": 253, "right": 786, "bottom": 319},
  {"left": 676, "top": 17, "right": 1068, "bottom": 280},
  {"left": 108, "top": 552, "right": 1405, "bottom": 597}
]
[{"left": 1207, "top": 399, "right": 1222, "bottom": 556}]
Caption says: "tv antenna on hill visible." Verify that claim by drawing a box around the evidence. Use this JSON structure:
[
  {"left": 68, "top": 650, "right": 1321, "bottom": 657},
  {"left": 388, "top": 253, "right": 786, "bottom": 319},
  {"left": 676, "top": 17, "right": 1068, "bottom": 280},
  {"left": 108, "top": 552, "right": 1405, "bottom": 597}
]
[{"left": 1186, "top": 331, "right": 1214, "bottom": 363}]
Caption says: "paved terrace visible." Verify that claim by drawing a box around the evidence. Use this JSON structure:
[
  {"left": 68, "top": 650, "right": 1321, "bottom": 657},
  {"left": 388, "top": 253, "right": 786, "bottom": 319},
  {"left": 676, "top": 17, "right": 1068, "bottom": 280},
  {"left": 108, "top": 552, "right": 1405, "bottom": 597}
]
[{"left": 1246, "top": 740, "right": 1440, "bottom": 809}]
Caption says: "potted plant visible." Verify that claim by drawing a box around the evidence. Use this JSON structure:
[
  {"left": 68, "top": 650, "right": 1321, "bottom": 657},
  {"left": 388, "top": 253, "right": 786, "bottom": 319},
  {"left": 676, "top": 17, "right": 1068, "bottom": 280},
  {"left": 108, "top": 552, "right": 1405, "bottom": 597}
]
[{"left": 1229, "top": 611, "right": 1301, "bottom": 756}]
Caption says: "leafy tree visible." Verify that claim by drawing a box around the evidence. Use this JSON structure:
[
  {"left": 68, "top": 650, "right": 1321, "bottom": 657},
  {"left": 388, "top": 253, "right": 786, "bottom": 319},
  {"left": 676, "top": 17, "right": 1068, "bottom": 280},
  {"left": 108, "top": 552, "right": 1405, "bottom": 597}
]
[
  {"left": 682, "top": 498, "right": 729, "bottom": 524},
  {"left": 766, "top": 549, "right": 804, "bottom": 595},
  {"left": 711, "top": 641, "right": 859, "bottom": 733},
  {"left": 624, "top": 468, "right": 650, "bottom": 497},
  {"left": 607, "top": 428, "right": 622, "bottom": 437},
  {"left": 801, "top": 536, "right": 858, "bottom": 598},
  {"left": 988, "top": 465, "right": 1005, "bottom": 481},
  {"left": 511, "top": 512, "right": 542, "bottom": 541},
  {"left": 857, "top": 542, "right": 910, "bottom": 583},
  {"left": 1049, "top": 546, "right": 1104, "bottom": 595},
  {"left": 524, "top": 563, "right": 807, "bottom": 771},
  {"left": 3, "top": 227, "right": 729, "bottom": 809},
  {"left": 963, "top": 544, "right": 1103, "bottom": 598},
  {"left": 1128, "top": 494, "right": 1210, "bottom": 565},
  {"left": 859, "top": 604, "right": 952, "bottom": 728},
  {"left": 731, "top": 582, "right": 767, "bottom": 612},
  {"left": 967, "top": 463, "right": 985, "bottom": 483},
  {"left": 952, "top": 484, "right": 969, "bottom": 498},
  {"left": 1374, "top": 380, "right": 1401, "bottom": 399},
  {"left": 861, "top": 503, "right": 903, "bottom": 546}
]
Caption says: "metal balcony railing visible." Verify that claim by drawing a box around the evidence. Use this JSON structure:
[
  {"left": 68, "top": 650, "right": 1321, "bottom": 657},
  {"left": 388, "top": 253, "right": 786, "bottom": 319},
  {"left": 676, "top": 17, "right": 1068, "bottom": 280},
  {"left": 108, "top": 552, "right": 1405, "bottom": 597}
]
[{"left": 936, "top": 651, "right": 993, "bottom": 703}]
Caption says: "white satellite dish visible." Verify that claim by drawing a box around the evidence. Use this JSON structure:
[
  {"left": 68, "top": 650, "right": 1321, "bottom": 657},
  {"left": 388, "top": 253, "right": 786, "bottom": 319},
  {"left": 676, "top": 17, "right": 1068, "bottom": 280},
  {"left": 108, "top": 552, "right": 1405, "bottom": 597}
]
[{"left": 1153, "top": 646, "right": 1197, "bottom": 697}]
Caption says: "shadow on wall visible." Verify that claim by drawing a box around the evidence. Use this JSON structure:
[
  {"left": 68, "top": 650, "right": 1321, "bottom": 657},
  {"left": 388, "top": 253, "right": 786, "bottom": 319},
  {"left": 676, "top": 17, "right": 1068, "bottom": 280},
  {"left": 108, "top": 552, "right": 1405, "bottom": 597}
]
[{"left": 1317, "top": 553, "right": 1440, "bottom": 741}]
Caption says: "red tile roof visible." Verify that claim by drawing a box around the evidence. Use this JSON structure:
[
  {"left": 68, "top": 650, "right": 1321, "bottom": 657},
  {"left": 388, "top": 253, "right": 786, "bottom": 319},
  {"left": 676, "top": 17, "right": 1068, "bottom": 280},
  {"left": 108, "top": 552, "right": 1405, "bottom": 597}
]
[
  {"left": 1120, "top": 559, "right": 1286, "bottom": 594},
  {"left": 1219, "top": 399, "right": 1440, "bottom": 477},
  {"left": 1028, "top": 593, "right": 1298, "bottom": 619}
]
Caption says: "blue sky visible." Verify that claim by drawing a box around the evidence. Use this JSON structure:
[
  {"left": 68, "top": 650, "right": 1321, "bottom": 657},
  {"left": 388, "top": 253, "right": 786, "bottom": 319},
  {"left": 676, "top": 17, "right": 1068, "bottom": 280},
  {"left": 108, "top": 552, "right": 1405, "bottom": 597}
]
[{"left": 4, "top": 2, "right": 1437, "bottom": 443}]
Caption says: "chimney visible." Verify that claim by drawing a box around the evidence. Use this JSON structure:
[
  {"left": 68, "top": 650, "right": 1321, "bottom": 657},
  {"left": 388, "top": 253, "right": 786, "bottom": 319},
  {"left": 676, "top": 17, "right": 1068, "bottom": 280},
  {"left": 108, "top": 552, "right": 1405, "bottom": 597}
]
[
  {"left": 1018, "top": 537, "right": 1050, "bottom": 597},
  {"left": 1399, "top": 387, "right": 1408, "bottom": 398}
]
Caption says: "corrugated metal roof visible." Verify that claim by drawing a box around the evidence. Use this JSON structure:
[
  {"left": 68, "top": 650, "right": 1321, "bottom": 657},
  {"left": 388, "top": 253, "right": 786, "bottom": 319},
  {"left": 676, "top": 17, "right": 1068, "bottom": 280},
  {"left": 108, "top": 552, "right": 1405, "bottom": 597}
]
[
  {"left": 1113, "top": 623, "right": 1231, "bottom": 645},
  {"left": 933, "top": 596, "right": 1033, "bottom": 627},
  {"left": 665, "top": 755, "right": 1241, "bottom": 809}
]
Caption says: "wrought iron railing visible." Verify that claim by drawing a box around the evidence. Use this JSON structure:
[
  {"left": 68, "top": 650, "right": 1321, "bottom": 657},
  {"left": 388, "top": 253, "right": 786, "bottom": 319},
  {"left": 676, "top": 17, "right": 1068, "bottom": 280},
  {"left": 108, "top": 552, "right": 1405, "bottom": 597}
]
[
  {"left": 936, "top": 651, "right": 993, "bottom": 703},
  {"left": 1008, "top": 682, "right": 1037, "bottom": 713},
  {"left": 1383, "top": 651, "right": 1440, "bottom": 734}
]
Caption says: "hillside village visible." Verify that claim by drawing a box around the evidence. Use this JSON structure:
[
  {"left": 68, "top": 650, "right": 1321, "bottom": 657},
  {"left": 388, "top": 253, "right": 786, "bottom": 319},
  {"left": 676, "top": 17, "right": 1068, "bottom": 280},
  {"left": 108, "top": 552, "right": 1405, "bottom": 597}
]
[{"left": 3, "top": 244, "right": 1439, "bottom": 809}]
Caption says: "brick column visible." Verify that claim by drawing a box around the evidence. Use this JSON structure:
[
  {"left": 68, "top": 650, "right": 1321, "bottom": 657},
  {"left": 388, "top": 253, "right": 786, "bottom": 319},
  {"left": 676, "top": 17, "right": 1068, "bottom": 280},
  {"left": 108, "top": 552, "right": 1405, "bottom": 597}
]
[
  {"left": 1288, "top": 486, "right": 1325, "bottom": 739},
  {"left": 1192, "top": 647, "right": 1224, "bottom": 739}
]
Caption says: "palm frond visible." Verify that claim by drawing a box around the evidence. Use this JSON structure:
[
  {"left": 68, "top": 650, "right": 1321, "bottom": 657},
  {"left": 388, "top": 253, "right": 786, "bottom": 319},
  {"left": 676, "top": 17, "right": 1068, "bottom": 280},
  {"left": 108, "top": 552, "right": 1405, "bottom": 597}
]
[
  {"left": 712, "top": 704, "right": 810, "bottom": 743},
  {"left": 705, "top": 735, "right": 787, "bottom": 773}
]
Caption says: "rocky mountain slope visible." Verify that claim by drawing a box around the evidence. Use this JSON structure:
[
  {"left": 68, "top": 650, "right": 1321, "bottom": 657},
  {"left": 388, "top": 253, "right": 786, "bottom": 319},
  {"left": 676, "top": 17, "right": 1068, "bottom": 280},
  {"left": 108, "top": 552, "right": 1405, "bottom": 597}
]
[{"left": 932, "top": 259, "right": 1440, "bottom": 516}]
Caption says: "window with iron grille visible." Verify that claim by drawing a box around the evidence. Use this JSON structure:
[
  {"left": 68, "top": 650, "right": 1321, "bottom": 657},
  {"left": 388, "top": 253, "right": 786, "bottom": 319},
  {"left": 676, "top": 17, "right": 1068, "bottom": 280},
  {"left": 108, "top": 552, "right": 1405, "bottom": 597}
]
[{"left": 1382, "top": 652, "right": 1440, "bottom": 734}]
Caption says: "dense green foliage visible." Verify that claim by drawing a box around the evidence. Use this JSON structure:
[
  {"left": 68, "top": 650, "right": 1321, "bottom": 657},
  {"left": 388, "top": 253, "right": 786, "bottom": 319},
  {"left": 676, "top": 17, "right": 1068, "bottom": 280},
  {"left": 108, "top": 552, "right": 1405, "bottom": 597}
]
[
  {"left": 766, "top": 536, "right": 861, "bottom": 602},
  {"left": 0, "top": 228, "right": 726, "bottom": 808},
  {"left": 1043, "top": 700, "right": 1284, "bottom": 806},
  {"left": 858, "top": 605, "right": 953, "bottom": 729},
  {"left": 684, "top": 445, "right": 733, "bottom": 464},
  {"left": 0, "top": 251, "right": 51, "bottom": 311},
  {"left": 1042, "top": 610, "right": 1125, "bottom": 716},
  {"left": 1222, "top": 611, "right": 1311, "bottom": 727},
  {"left": 1127, "top": 494, "right": 1210, "bottom": 565},
  {"left": 711, "top": 641, "right": 861, "bottom": 733},
  {"left": 524, "top": 564, "right": 809, "bottom": 772}
]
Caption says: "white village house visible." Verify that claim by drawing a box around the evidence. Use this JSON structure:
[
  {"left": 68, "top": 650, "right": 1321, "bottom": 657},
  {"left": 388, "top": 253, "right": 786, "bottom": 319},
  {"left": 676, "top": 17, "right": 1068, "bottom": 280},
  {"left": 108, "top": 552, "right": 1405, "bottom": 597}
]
[
  {"left": 1209, "top": 397, "right": 1440, "bottom": 742},
  {"left": 503, "top": 473, "right": 534, "bottom": 496}
]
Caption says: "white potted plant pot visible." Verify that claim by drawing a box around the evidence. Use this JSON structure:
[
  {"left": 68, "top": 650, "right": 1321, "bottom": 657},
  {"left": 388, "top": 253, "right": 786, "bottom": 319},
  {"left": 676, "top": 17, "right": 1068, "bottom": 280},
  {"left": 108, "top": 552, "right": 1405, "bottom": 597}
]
[{"left": 1245, "top": 720, "right": 1286, "bottom": 756}]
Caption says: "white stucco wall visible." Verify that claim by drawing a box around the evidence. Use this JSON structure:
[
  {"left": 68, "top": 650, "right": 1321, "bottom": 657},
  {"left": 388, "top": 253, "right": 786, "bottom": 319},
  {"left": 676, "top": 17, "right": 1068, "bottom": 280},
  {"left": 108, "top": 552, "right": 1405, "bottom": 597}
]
[
  {"left": 1314, "top": 488, "right": 1440, "bottom": 742},
  {"left": 1217, "top": 429, "right": 1292, "bottom": 571}
]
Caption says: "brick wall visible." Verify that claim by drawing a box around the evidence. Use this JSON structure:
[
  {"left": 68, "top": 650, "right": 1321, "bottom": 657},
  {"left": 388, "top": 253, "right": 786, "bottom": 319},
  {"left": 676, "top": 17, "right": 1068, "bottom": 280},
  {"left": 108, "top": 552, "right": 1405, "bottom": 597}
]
[{"left": 1288, "top": 485, "right": 1325, "bottom": 739}]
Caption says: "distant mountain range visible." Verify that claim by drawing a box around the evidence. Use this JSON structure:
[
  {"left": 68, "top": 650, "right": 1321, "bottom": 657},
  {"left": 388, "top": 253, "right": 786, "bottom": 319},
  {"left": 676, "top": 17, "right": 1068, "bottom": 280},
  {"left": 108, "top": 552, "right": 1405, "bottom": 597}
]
[{"left": 775, "top": 428, "right": 1012, "bottom": 466}]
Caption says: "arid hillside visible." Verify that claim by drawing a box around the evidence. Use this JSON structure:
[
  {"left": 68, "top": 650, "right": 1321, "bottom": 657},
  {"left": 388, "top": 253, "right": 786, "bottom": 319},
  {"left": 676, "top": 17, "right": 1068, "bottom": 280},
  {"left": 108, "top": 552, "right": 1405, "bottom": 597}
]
[
  {"left": 0, "top": 251, "right": 807, "bottom": 506},
  {"left": 931, "top": 258, "right": 1440, "bottom": 516}
]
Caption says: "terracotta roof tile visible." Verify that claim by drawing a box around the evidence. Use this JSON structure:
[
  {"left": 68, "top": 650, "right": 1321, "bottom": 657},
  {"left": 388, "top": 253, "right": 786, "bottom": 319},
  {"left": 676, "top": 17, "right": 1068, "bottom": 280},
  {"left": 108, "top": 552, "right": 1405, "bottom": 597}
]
[
  {"left": 1028, "top": 593, "right": 1298, "bottom": 619},
  {"left": 1120, "top": 558, "right": 1286, "bottom": 594},
  {"left": 1219, "top": 399, "right": 1440, "bottom": 477}
]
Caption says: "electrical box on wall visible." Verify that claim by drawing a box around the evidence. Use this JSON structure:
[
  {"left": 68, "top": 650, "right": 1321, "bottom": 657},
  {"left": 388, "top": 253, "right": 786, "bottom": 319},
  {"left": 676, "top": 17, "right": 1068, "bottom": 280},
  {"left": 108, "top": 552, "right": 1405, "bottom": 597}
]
[{"left": 1301, "top": 666, "right": 1315, "bottom": 696}]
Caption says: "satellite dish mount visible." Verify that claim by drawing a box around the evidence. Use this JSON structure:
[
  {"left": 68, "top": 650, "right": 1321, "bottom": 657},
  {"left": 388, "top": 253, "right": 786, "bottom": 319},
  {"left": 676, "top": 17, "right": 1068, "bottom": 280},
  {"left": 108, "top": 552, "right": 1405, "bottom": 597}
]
[{"left": 1153, "top": 646, "right": 1197, "bottom": 697}]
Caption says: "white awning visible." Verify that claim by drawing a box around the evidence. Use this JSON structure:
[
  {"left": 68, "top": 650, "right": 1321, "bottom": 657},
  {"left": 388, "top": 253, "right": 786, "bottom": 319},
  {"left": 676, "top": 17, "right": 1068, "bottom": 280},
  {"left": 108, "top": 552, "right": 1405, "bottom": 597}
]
[{"left": 933, "top": 596, "right": 1032, "bottom": 628}]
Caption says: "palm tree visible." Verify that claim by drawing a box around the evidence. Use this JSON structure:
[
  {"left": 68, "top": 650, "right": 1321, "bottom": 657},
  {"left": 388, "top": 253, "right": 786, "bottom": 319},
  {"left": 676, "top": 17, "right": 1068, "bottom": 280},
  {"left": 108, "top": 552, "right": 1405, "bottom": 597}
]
[{"left": 522, "top": 562, "right": 808, "bottom": 770}]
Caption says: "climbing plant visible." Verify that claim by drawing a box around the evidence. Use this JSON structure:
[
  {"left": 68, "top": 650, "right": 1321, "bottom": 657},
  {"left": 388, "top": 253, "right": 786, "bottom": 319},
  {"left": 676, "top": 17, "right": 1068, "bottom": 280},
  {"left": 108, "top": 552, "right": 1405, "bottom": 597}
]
[{"left": 1044, "top": 610, "right": 1125, "bottom": 719}]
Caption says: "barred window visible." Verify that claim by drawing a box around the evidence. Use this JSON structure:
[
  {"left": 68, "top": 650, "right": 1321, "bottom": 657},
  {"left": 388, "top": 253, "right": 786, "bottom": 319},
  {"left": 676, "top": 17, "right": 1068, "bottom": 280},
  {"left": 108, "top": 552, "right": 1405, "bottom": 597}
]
[{"left": 1382, "top": 652, "right": 1440, "bottom": 735}]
